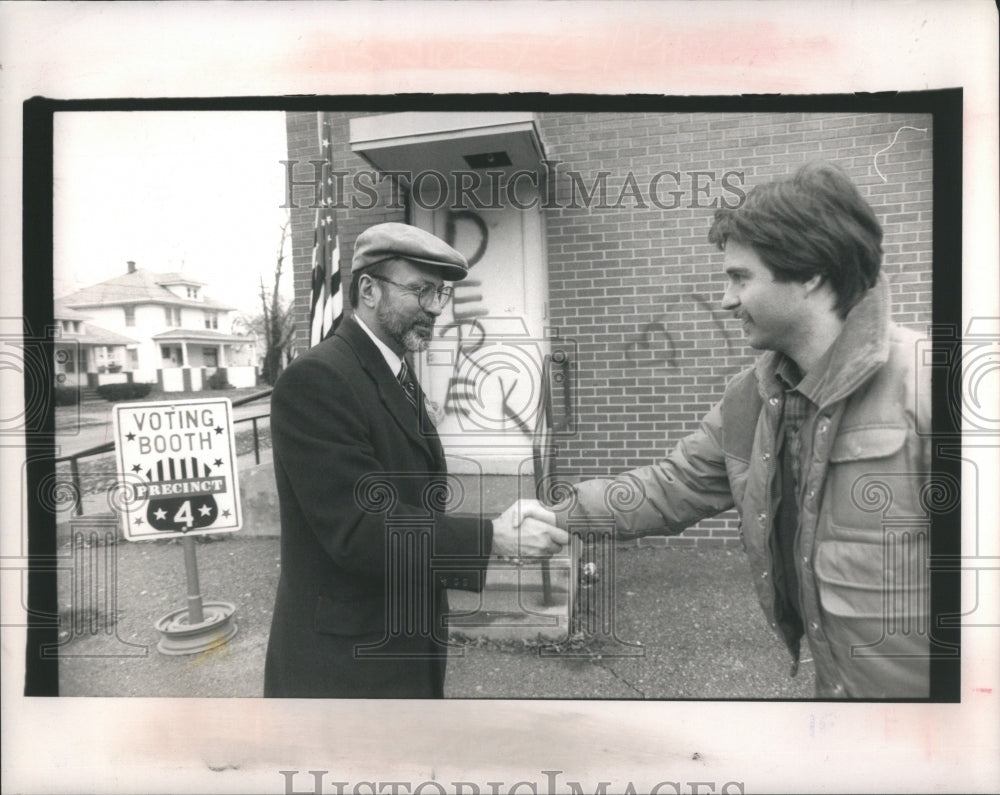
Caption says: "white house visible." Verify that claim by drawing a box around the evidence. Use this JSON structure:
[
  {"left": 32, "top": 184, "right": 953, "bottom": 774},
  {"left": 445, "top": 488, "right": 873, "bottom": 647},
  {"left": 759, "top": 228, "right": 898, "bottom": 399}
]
[
  {"left": 57, "top": 261, "right": 257, "bottom": 391},
  {"left": 53, "top": 300, "right": 140, "bottom": 386}
]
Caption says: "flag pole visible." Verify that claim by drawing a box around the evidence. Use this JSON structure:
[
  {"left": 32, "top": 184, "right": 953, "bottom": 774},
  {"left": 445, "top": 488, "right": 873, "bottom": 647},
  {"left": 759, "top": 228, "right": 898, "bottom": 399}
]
[{"left": 309, "top": 110, "right": 343, "bottom": 347}]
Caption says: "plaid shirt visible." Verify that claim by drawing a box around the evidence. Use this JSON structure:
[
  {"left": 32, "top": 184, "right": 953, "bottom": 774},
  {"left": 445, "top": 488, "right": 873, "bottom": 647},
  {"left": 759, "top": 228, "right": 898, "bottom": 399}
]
[
  {"left": 774, "top": 350, "right": 831, "bottom": 492},
  {"left": 771, "top": 349, "right": 833, "bottom": 652}
]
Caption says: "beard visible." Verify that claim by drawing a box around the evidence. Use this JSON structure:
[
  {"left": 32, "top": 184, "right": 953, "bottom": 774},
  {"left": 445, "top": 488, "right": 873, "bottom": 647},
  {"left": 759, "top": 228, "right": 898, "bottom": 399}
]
[
  {"left": 401, "top": 328, "right": 428, "bottom": 352},
  {"left": 375, "top": 298, "right": 434, "bottom": 352}
]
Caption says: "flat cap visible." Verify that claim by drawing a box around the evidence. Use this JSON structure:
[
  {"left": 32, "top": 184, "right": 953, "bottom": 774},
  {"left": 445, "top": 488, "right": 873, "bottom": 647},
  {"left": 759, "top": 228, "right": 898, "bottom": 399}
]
[{"left": 351, "top": 222, "right": 469, "bottom": 281}]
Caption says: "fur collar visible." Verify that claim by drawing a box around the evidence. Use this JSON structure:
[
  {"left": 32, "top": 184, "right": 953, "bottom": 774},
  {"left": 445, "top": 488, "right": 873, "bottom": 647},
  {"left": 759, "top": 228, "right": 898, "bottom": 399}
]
[{"left": 755, "top": 276, "right": 891, "bottom": 409}]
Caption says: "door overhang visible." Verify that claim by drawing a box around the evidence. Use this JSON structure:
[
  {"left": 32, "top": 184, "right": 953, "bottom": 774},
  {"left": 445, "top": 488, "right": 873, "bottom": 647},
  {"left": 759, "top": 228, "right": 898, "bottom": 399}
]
[{"left": 349, "top": 112, "right": 547, "bottom": 178}]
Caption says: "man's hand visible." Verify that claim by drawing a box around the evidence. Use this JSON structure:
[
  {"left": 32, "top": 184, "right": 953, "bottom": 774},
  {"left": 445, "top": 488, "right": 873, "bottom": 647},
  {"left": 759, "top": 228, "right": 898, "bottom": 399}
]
[{"left": 491, "top": 499, "right": 569, "bottom": 560}]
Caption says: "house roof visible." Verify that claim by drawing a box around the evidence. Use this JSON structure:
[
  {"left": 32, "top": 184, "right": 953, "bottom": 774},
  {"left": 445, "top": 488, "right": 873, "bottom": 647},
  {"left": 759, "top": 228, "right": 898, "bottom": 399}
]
[
  {"left": 156, "top": 272, "right": 206, "bottom": 286},
  {"left": 152, "top": 329, "right": 251, "bottom": 344},
  {"left": 54, "top": 298, "right": 138, "bottom": 345},
  {"left": 72, "top": 326, "right": 141, "bottom": 346},
  {"left": 53, "top": 299, "right": 91, "bottom": 321},
  {"left": 58, "top": 267, "right": 234, "bottom": 311}
]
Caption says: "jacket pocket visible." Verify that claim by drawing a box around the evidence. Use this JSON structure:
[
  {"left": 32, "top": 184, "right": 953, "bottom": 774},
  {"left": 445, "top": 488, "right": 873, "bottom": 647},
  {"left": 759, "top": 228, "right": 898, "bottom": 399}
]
[
  {"left": 828, "top": 426, "right": 906, "bottom": 463},
  {"left": 313, "top": 594, "right": 385, "bottom": 636},
  {"left": 826, "top": 426, "right": 922, "bottom": 530},
  {"left": 813, "top": 536, "right": 931, "bottom": 696},
  {"left": 816, "top": 537, "right": 887, "bottom": 618},
  {"left": 815, "top": 535, "right": 928, "bottom": 629}
]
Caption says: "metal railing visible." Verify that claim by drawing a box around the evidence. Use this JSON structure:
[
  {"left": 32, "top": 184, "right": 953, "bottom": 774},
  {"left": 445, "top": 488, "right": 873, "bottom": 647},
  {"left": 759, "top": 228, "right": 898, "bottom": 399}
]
[
  {"left": 531, "top": 351, "right": 573, "bottom": 606},
  {"left": 54, "top": 388, "right": 273, "bottom": 518}
]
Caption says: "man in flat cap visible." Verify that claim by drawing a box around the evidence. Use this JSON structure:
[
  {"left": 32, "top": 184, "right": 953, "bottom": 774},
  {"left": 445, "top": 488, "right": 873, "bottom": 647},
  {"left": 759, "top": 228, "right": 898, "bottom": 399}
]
[{"left": 264, "top": 222, "right": 566, "bottom": 698}]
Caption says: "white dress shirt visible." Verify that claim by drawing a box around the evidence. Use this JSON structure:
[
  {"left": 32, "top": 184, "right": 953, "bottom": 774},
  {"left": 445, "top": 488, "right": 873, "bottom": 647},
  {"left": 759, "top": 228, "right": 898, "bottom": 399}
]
[{"left": 354, "top": 314, "right": 403, "bottom": 377}]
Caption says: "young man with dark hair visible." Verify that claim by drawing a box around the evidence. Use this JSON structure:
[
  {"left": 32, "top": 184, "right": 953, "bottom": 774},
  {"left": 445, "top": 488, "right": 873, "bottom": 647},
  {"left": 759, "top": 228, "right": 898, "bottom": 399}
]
[{"left": 556, "top": 162, "right": 932, "bottom": 698}]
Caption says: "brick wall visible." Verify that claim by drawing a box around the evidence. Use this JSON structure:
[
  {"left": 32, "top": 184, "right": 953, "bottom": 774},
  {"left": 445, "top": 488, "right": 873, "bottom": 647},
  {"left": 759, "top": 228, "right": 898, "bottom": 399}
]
[
  {"left": 539, "top": 111, "right": 932, "bottom": 546},
  {"left": 285, "top": 110, "right": 933, "bottom": 546},
  {"left": 284, "top": 111, "right": 320, "bottom": 355},
  {"left": 284, "top": 111, "right": 408, "bottom": 356}
]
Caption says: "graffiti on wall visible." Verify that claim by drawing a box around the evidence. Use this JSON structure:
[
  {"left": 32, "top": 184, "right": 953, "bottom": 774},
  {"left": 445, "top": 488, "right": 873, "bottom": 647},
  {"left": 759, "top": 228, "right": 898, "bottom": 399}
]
[
  {"left": 431, "top": 207, "right": 745, "bottom": 437},
  {"left": 625, "top": 294, "right": 742, "bottom": 376},
  {"left": 433, "top": 209, "right": 540, "bottom": 436}
]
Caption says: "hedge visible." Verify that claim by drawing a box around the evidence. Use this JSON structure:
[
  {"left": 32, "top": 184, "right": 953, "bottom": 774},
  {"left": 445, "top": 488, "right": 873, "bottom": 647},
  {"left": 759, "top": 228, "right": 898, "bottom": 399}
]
[
  {"left": 207, "top": 370, "right": 232, "bottom": 390},
  {"left": 54, "top": 385, "right": 80, "bottom": 406},
  {"left": 95, "top": 382, "right": 153, "bottom": 402}
]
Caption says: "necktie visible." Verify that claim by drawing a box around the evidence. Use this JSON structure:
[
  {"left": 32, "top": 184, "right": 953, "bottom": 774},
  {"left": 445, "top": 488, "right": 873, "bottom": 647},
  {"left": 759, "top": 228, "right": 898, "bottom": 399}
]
[{"left": 397, "top": 360, "right": 419, "bottom": 412}]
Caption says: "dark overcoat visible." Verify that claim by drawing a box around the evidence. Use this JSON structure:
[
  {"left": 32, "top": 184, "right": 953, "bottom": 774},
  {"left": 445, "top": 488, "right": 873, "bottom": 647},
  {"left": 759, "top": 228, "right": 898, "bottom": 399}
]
[{"left": 263, "top": 317, "right": 492, "bottom": 698}]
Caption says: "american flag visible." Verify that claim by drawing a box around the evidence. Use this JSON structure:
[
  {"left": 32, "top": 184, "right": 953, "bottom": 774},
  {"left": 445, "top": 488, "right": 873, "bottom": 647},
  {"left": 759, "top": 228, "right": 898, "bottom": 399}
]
[{"left": 309, "top": 112, "right": 343, "bottom": 346}]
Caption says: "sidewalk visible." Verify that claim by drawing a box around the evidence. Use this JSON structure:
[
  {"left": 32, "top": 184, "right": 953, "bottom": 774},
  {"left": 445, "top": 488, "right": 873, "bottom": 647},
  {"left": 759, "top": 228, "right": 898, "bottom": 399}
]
[{"left": 55, "top": 533, "right": 816, "bottom": 700}]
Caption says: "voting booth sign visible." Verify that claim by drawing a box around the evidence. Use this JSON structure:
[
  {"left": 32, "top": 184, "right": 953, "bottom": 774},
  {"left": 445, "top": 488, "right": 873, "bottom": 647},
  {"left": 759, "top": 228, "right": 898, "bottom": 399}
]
[{"left": 112, "top": 398, "right": 242, "bottom": 540}]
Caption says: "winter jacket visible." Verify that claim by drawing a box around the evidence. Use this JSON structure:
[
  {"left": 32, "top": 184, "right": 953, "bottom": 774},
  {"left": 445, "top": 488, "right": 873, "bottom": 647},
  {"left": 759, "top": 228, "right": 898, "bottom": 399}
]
[{"left": 559, "top": 278, "right": 932, "bottom": 697}]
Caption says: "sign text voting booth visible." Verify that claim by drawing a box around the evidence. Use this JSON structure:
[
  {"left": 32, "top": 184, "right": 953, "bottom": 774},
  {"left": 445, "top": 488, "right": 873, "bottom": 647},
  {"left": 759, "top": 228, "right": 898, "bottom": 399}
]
[{"left": 112, "top": 398, "right": 242, "bottom": 540}]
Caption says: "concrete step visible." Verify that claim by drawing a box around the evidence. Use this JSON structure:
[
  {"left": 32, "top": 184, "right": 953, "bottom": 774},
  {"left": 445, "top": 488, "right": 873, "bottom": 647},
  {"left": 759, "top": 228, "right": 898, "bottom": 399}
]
[
  {"left": 447, "top": 554, "right": 575, "bottom": 642},
  {"left": 443, "top": 472, "right": 578, "bottom": 641}
]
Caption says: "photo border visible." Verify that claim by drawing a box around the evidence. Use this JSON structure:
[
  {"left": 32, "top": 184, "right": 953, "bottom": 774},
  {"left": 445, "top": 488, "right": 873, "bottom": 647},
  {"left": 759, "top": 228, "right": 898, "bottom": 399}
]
[
  {"left": 23, "top": 90, "right": 963, "bottom": 704},
  {"left": 3, "top": 3, "right": 997, "bottom": 794}
]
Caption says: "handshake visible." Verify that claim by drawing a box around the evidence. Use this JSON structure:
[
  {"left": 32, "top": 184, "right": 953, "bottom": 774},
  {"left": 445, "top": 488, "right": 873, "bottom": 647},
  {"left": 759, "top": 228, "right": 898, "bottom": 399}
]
[{"left": 490, "top": 499, "right": 569, "bottom": 563}]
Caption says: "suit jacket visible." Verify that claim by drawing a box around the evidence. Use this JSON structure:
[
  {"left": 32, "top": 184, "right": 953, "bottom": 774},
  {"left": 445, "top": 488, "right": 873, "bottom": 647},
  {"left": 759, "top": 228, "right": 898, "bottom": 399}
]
[{"left": 263, "top": 317, "right": 493, "bottom": 698}]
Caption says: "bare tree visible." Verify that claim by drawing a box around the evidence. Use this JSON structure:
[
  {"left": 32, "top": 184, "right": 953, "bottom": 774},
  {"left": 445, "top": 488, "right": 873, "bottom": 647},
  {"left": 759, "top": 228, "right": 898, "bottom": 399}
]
[{"left": 258, "top": 219, "right": 295, "bottom": 386}]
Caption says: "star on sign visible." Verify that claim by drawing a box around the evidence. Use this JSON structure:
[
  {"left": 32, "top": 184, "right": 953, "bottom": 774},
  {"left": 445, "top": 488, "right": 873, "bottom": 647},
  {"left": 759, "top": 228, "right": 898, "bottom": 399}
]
[
  {"left": 214, "top": 426, "right": 224, "bottom": 435},
  {"left": 134, "top": 517, "right": 143, "bottom": 526},
  {"left": 154, "top": 508, "right": 167, "bottom": 520},
  {"left": 214, "top": 458, "right": 223, "bottom": 467},
  {"left": 198, "top": 504, "right": 213, "bottom": 517},
  {"left": 222, "top": 509, "right": 231, "bottom": 518},
  {"left": 126, "top": 432, "right": 135, "bottom": 441},
  {"left": 131, "top": 464, "right": 142, "bottom": 473}
]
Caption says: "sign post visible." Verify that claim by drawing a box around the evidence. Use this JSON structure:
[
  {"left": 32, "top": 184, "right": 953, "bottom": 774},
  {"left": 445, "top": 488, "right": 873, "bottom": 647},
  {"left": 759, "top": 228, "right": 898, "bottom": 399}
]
[{"left": 112, "top": 397, "right": 242, "bottom": 655}]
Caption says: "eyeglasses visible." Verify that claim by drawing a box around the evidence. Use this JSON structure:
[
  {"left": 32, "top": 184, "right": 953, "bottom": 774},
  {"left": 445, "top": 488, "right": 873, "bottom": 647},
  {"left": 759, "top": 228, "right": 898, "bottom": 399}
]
[{"left": 367, "top": 274, "right": 454, "bottom": 310}]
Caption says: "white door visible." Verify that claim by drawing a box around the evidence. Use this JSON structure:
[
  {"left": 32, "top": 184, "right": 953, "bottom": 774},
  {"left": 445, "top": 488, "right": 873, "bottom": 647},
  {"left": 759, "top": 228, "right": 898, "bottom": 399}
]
[{"left": 410, "top": 178, "right": 550, "bottom": 474}]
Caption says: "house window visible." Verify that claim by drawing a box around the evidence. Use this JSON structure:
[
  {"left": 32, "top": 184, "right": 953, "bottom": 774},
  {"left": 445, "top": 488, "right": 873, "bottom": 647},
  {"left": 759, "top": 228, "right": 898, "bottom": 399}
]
[
  {"left": 164, "top": 306, "right": 181, "bottom": 327},
  {"left": 203, "top": 347, "right": 218, "bottom": 367},
  {"left": 128, "top": 349, "right": 139, "bottom": 368},
  {"left": 204, "top": 312, "right": 219, "bottom": 330},
  {"left": 160, "top": 345, "right": 183, "bottom": 365},
  {"left": 187, "top": 286, "right": 199, "bottom": 299},
  {"left": 124, "top": 306, "right": 136, "bottom": 326}
]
